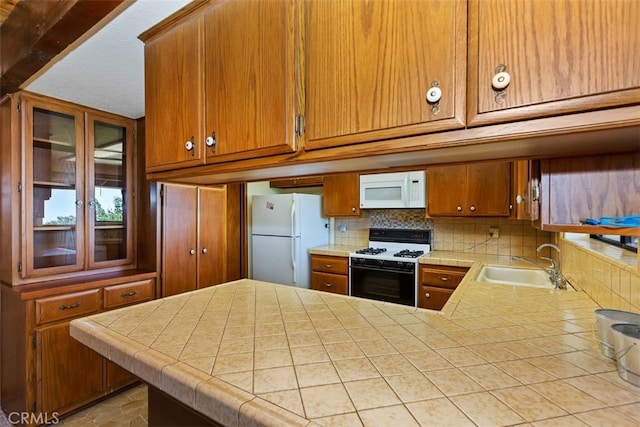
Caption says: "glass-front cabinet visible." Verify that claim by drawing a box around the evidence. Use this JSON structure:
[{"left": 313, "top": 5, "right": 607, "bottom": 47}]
[
  {"left": 23, "top": 96, "right": 134, "bottom": 278},
  {"left": 87, "top": 113, "right": 133, "bottom": 268}
]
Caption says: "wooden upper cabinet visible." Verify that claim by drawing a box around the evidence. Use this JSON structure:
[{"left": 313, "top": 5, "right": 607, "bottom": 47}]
[
  {"left": 323, "top": 173, "right": 361, "bottom": 217},
  {"left": 203, "top": 0, "right": 297, "bottom": 162},
  {"left": 304, "top": 0, "right": 467, "bottom": 150},
  {"left": 17, "top": 94, "right": 136, "bottom": 281},
  {"left": 142, "top": 1, "right": 297, "bottom": 173},
  {"left": 144, "top": 11, "right": 205, "bottom": 172},
  {"left": 468, "top": 0, "right": 640, "bottom": 126},
  {"left": 535, "top": 153, "right": 640, "bottom": 235},
  {"left": 427, "top": 162, "right": 512, "bottom": 217}
]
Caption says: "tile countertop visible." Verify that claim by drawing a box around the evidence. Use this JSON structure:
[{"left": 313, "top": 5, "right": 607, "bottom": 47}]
[{"left": 70, "top": 272, "right": 640, "bottom": 426}]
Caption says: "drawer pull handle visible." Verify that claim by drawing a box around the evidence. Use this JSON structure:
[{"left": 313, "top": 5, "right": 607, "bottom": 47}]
[
  {"left": 325, "top": 264, "right": 333, "bottom": 268},
  {"left": 59, "top": 302, "right": 81, "bottom": 311},
  {"left": 439, "top": 277, "right": 449, "bottom": 281},
  {"left": 121, "top": 290, "right": 139, "bottom": 298},
  {"left": 324, "top": 283, "right": 333, "bottom": 287}
]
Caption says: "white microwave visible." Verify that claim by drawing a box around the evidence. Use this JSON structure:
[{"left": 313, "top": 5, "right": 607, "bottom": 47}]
[{"left": 359, "top": 171, "right": 426, "bottom": 209}]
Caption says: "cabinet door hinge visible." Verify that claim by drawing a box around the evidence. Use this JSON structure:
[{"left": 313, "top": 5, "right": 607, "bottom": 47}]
[
  {"left": 17, "top": 262, "right": 22, "bottom": 272},
  {"left": 17, "top": 182, "right": 22, "bottom": 193},
  {"left": 159, "top": 186, "right": 164, "bottom": 199},
  {"left": 295, "top": 115, "right": 305, "bottom": 136},
  {"left": 16, "top": 99, "right": 21, "bottom": 112},
  {"left": 32, "top": 334, "right": 36, "bottom": 350},
  {"left": 32, "top": 401, "right": 37, "bottom": 413}
]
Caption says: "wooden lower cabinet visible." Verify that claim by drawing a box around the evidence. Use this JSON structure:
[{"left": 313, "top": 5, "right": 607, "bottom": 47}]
[
  {"left": 310, "top": 255, "right": 349, "bottom": 295},
  {"left": 418, "top": 265, "right": 468, "bottom": 311},
  {"left": 1, "top": 272, "right": 156, "bottom": 425},
  {"left": 36, "top": 323, "right": 104, "bottom": 415}
]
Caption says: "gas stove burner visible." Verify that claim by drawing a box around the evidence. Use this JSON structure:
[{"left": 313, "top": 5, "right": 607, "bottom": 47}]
[
  {"left": 355, "top": 247, "right": 387, "bottom": 255},
  {"left": 393, "top": 249, "right": 425, "bottom": 258}
]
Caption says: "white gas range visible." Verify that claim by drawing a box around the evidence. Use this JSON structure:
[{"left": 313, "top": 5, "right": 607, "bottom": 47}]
[{"left": 349, "top": 228, "right": 431, "bottom": 307}]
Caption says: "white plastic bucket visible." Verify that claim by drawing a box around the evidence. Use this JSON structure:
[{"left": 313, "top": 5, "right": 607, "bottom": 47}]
[
  {"left": 594, "top": 309, "right": 640, "bottom": 359},
  {"left": 611, "top": 323, "right": 640, "bottom": 387}
]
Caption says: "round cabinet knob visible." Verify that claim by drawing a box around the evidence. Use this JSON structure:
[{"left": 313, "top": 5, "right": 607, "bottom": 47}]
[
  {"left": 88, "top": 200, "right": 96, "bottom": 207},
  {"left": 516, "top": 195, "right": 526, "bottom": 204},
  {"left": 205, "top": 136, "right": 215, "bottom": 147},
  {"left": 75, "top": 200, "right": 83, "bottom": 207},
  {"left": 351, "top": 207, "right": 356, "bottom": 212},
  {"left": 324, "top": 282, "right": 333, "bottom": 287},
  {"left": 492, "top": 71, "right": 511, "bottom": 90},
  {"left": 425, "top": 86, "right": 442, "bottom": 103},
  {"left": 425, "top": 292, "right": 431, "bottom": 298},
  {"left": 470, "top": 205, "right": 476, "bottom": 212},
  {"left": 439, "top": 277, "right": 449, "bottom": 281},
  {"left": 189, "top": 249, "right": 196, "bottom": 255},
  {"left": 325, "top": 264, "right": 333, "bottom": 268},
  {"left": 456, "top": 206, "right": 462, "bottom": 212},
  {"left": 185, "top": 140, "right": 194, "bottom": 151},
  {"left": 202, "top": 248, "right": 208, "bottom": 254}
]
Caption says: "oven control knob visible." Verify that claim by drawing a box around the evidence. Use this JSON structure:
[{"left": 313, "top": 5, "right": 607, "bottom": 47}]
[{"left": 377, "top": 259, "right": 385, "bottom": 266}]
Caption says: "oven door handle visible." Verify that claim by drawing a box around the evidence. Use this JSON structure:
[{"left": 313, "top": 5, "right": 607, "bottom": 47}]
[{"left": 350, "top": 265, "right": 415, "bottom": 275}]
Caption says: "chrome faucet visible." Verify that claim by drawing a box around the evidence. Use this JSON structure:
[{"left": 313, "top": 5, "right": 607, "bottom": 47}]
[{"left": 512, "top": 243, "right": 567, "bottom": 289}]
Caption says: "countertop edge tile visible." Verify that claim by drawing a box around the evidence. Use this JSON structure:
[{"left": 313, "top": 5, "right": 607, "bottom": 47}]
[
  {"left": 238, "top": 396, "right": 310, "bottom": 427},
  {"left": 196, "top": 377, "right": 255, "bottom": 427}
]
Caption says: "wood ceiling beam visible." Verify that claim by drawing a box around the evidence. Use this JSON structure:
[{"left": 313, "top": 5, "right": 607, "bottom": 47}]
[{"left": 1, "top": 0, "right": 124, "bottom": 97}]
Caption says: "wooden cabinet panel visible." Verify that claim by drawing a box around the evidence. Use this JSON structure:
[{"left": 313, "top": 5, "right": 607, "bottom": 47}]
[
  {"left": 418, "top": 264, "right": 468, "bottom": 310},
  {"left": 535, "top": 153, "right": 640, "bottom": 235},
  {"left": 466, "top": 162, "right": 511, "bottom": 216},
  {"left": 311, "top": 272, "right": 348, "bottom": 295},
  {"left": 162, "top": 184, "right": 198, "bottom": 296},
  {"left": 420, "top": 269, "right": 466, "bottom": 290},
  {"left": 427, "top": 162, "right": 511, "bottom": 216},
  {"left": 104, "top": 279, "right": 155, "bottom": 309},
  {"left": 161, "top": 184, "right": 241, "bottom": 297},
  {"left": 204, "top": 0, "right": 296, "bottom": 161},
  {"left": 37, "top": 322, "right": 103, "bottom": 415},
  {"left": 270, "top": 176, "right": 324, "bottom": 189},
  {"left": 142, "top": 0, "right": 296, "bottom": 172},
  {"left": 468, "top": 0, "right": 640, "bottom": 126},
  {"left": 310, "top": 254, "right": 349, "bottom": 295},
  {"left": 35, "top": 289, "right": 101, "bottom": 325},
  {"left": 105, "top": 360, "right": 137, "bottom": 392},
  {"left": 144, "top": 11, "right": 205, "bottom": 171},
  {"left": 305, "top": 0, "right": 466, "bottom": 149},
  {"left": 197, "top": 187, "right": 226, "bottom": 289},
  {"left": 311, "top": 255, "right": 348, "bottom": 275},
  {"left": 418, "top": 286, "right": 453, "bottom": 311},
  {"left": 323, "top": 173, "right": 360, "bottom": 217}
]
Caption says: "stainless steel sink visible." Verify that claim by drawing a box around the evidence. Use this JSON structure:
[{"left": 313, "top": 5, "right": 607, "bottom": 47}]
[{"left": 475, "top": 265, "right": 553, "bottom": 288}]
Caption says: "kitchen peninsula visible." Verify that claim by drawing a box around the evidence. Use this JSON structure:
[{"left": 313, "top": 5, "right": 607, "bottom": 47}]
[{"left": 70, "top": 268, "right": 640, "bottom": 426}]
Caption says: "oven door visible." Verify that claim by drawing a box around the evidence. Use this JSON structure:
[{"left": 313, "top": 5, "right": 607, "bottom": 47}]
[{"left": 350, "top": 263, "right": 416, "bottom": 307}]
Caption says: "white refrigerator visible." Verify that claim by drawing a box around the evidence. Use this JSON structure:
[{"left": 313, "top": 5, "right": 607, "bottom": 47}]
[{"left": 251, "top": 193, "right": 329, "bottom": 288}]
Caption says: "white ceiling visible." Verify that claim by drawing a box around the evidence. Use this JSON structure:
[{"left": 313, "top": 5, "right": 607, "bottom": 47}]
[{"left": 25, "top": 0, "right": 192, "bottom": 119}]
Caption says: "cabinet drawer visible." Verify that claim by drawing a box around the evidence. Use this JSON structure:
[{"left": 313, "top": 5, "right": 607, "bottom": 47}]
[
  {"left": 420, "top": 265, "right": 468, "bottom": 289},
  {"left": 311, "top": 255, "right": 349, "bottom": 275},
  {"left": 311, "top": 272, "right": 348, "bottom": 295},
  {"left": 35, "top": 289, "right": 101, "bottom": 325},
  {"left": 104, "top": 279, "right": 155, "bottom": 309}
]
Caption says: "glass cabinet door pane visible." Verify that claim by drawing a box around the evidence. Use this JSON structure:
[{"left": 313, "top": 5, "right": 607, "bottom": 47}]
[
  {"left": 31, "top": 108, "right": 79, "bottom": 269},
  {"left": 92, "top": 121, "right": 127, "bottom": 262}
]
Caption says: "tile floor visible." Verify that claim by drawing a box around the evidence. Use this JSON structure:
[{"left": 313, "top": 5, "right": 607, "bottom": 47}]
[{"left": 57, "top": 385, "right": 148, "bottom": 426}]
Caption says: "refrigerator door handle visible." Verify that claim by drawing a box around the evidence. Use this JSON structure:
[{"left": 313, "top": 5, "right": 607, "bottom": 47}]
[
  {"left": 290, "top": 199, "right": 296, "bottom": 237},
  {"left": 291, "top": 237, "right": 297, "bottom": 284}
]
